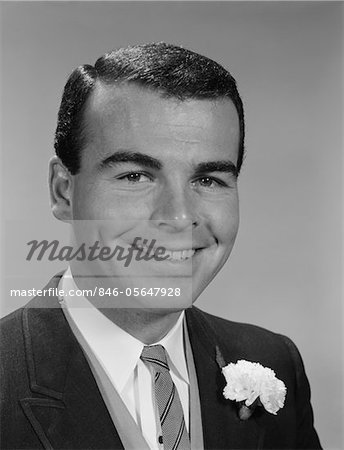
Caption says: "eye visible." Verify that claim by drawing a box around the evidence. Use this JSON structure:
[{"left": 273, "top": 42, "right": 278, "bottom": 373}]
[
  {"left": 117, "top": 172, "right": 153, "bottom": 184},
  {"left": 192, "top": 176, "right": 227, "bottom": 189},
  {"left": 198, "top": 177, "right": 216, "bottom": 188}
]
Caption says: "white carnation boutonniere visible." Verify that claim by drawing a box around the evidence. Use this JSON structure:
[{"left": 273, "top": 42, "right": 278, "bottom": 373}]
[{"left": 216, "top": 346, "right": 287, "bottom": 420}]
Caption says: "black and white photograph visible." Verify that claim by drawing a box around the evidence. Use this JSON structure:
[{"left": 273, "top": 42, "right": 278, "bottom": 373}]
[{"left": 0, "top": 2, "right": 342, "bottom": 449}]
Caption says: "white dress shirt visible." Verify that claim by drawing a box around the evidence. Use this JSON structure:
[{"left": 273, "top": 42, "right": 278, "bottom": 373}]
[{"left": 58, "top": 268, "right": 189, "bottom": 449}]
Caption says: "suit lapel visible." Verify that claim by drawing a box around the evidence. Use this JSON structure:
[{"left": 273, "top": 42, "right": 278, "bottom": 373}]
[
  {"left": 21, "top": 275, "right": 123, "bottom": 449},
  {"left": 186, "top": 307, "right": 265, "bottom": 450},
  {"left": 21, "top": 276, "right": 267, "bottom": 449}
]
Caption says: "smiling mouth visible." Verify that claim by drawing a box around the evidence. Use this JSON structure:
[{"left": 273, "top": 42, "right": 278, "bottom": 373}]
[{"left": 133, "top": 242, "right": 198, "bottom": 262}]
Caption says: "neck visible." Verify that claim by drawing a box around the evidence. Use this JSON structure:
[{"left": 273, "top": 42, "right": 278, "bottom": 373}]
[
  {"left": 99, "top": 308, "right": 183, "bottom": 344},
  {"left": 68, "top": 266, "right": 184, "bottom": 343}
]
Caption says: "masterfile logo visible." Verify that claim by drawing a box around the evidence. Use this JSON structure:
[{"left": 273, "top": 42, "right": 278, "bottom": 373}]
[{"left": 26, "top": 237, "right": 169, "bottom": 267}]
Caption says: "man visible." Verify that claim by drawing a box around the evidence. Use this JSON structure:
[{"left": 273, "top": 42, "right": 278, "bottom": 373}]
[{"left": 0, "top": 43, "right": 321, "bottom": 449}]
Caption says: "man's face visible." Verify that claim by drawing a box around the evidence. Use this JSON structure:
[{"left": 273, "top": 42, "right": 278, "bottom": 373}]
[{"left": 70, "top": 83, "right": 240, "bottom": 309}]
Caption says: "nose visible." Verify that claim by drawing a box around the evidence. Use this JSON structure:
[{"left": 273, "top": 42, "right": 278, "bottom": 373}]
[{"left": 150, "top": 183, "right": 200, "bottom": 232}]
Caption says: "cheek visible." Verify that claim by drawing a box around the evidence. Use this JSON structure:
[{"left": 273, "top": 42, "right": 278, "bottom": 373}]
[
  {"left": 71, "top": 178, "right": 145, "bottom": 220},
  {"left": 218, "top": 214, "right": 239, "bottom": 245},
  {"left": 207, "top": 198, "right": 239, "bottom": 244}
]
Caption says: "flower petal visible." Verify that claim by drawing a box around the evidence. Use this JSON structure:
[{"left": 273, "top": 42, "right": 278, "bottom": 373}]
[{"left": 222, "top": 360, "right": 287, "bottom": 415}]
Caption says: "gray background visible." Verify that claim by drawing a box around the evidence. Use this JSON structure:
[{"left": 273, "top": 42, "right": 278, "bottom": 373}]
[{"left": 1, "top": 2, "right": 343, "bottom": 449}]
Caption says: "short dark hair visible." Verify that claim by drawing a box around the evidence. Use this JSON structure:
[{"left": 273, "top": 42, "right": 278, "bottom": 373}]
[{"left": 54, "top": 42, "right": 245, "bottom": 175}]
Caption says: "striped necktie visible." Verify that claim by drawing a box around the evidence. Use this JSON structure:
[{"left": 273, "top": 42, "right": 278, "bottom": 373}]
[{"left": 141, "top": 344, "right": 190, "bottom": 450}]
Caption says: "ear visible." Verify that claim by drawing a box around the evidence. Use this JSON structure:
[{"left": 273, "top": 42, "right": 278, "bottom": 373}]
[{"left": 49, "top": 156, "right": 73, "bottom": 222}]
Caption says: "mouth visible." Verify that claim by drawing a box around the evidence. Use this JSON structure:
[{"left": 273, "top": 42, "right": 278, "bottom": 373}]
[{"left": 132, "top": 242, "right": 201, "bottom": 262}]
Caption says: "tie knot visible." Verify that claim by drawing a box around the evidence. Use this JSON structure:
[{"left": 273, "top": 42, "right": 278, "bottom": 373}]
[{"left": 141, "top": 344, "right": 170, "bottom": 372}]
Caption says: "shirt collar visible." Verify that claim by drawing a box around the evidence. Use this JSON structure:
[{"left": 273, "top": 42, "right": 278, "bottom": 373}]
[
  {"left": 156, "top": 313, "right": 189, "bottom": 384},
  {"left": 59, "top": 268, "right": 189, "bottom": 392}
]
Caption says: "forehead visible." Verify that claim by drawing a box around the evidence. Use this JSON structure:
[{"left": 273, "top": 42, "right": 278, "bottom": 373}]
[{"left": 83, "top": 82, "right": 239, "bottom": 157}]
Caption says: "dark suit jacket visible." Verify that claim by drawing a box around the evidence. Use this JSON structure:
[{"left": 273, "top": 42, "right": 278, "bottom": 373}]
[{"left": 0, "top": 274, "right": 321, "bottom": 449}]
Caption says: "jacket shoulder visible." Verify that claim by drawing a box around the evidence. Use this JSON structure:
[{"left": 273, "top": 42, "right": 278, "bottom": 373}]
[
  {"left": 191, "top": 306, "right": 289, "bottom": 343},
  {"left": 189, "top": 306, "right": 301, "bottom": 373},
  {"left": 0, "top": 307, "right": 25, "bottom": 353}
]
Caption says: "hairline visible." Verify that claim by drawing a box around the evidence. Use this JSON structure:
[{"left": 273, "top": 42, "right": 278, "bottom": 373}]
[{"left": 77, "top": 79, "right": 242, "bottom": 173}]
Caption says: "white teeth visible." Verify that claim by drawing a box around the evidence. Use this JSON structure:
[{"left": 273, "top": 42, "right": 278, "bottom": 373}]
[
  {"left": 134, "top": 244, "right": 196, "bottom": 261},
  {"left": 172, "top": 251, "right": 182, "bottom": 260},
  {"left": 184, "top": 249, "right": 195, "bottom": 259},
  {"left": 166, "top": 249, "right": 195, "bottom": 261}
]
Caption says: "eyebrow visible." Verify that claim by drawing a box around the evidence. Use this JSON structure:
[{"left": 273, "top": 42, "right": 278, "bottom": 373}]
[
  {"left": 194, "top": 161, "right": 238, "bottom": 178},
  {"left": 100, "top": 151, "right": 162, "bottom": 171},
  {"left": 100, "top": 150, "right": 237, "bottom": 177}
]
